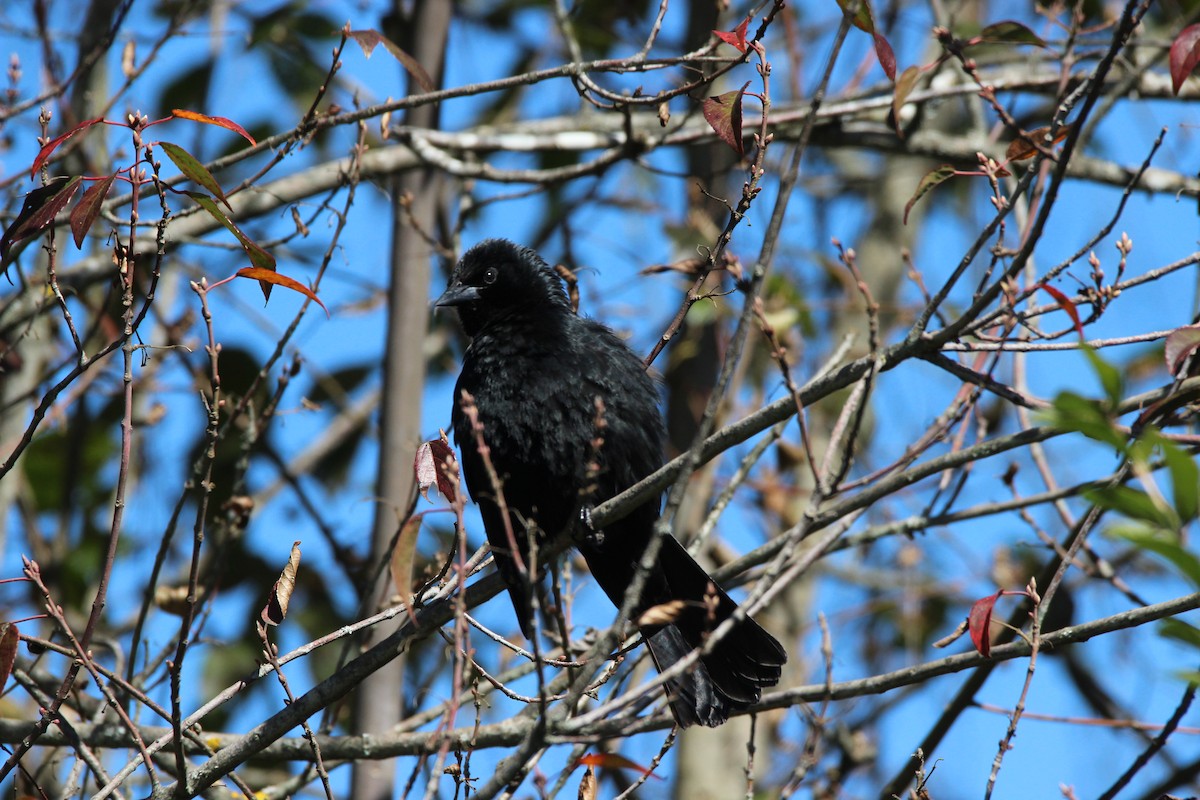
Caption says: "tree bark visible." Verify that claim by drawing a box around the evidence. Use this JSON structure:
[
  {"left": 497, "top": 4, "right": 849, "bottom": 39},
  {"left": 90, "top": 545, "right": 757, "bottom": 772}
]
[{"left": 350, "top": 3, "right": 452, "bottom": 800}]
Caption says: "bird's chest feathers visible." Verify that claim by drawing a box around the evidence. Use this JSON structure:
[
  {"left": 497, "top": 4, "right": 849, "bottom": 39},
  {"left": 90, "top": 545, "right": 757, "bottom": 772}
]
[{"left": 456, "top": 328, "right": 599, "bottom": 479}]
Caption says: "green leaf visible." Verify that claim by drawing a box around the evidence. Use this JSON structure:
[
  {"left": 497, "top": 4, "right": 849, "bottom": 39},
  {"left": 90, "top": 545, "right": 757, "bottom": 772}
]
[
  {"left": 1110, "top": 524, "right": 1200, "bottom": 588},
  {"left": 160, "top": 142, "right": 232, "bottom": 210},
  {"left": 1129, "top": 429, "right": 1199, "bottom": 524},
  {"left": 1045, "top": 391, "right": 1125, "bottom": 450},
  {"left": 1087, "top": 486, "right": 1178, "bottom": 530},
  {"left": 1081, "top": 344, "right": 1122, "bottom": 408},
  {"left": 186, "top": 191, "right": 274, "bottom": 271},
  {"left": 976, "top": 20, "right": 1048, "bottom": 48},
  {"left": 832, "top": 0, "right": 895, "bottom": 80},
  {"left": 1159, "top": 617, "right": 1200, "bottom": 650},
  {"left": 1162, "top": 438, "right": 1200, "bottom": 524},
  {"left": 835, "top": 0, "right": 874, "bottom": 33},
  {"left": 1173, "top": 670, "right": 1200, "bottom": 686},
  {"left": 185, "top": 190, "right": 277, "bottom": 298},
  {"left": 904, "top": 164, "right": 955, "bottom": 225}
]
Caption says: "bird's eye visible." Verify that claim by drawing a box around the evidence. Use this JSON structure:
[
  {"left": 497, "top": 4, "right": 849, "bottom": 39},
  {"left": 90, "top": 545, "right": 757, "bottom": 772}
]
[{"left": 483, "top": 267, "right": 499, "bottom": 285}]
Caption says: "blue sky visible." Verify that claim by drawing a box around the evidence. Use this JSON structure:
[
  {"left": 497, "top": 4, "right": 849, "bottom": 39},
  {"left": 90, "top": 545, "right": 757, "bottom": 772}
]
[{"left": 3, "top": 1, "right": 1200, "bottom": 798}]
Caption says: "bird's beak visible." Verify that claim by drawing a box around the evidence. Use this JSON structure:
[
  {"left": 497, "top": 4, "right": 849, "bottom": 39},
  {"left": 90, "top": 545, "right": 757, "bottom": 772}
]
[{"left": 435, "top": 282, "right": 481, "bottom": 308}]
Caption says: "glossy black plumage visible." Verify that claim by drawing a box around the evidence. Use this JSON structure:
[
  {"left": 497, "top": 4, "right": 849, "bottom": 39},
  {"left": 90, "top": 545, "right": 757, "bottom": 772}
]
[{"left": 437, "top": 239, "right": 786, "bottom": 727}]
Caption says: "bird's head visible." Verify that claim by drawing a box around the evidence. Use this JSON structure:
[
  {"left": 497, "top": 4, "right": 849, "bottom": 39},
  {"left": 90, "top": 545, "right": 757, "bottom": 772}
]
[{"left": 436, "top": 239, "right": 571, "bottom": 336}]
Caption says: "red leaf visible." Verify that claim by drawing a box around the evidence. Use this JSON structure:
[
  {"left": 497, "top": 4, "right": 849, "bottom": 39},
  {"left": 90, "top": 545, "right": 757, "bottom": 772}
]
[
  {"left": 967, "top": 591, "right": 1002, "bottom": 657},
  {"left": 414, "top": 437, "right": 457, "bottom": 504},
  {"left": 0, "top": 622, "right": 18, "bottom": 695},
  {"left": 347, "top": 29, "right": 436, "bottom": 93},
  {"left": 1, "top": 176, "right": 82, "bottom": 260},
  {"left": 702, "top": 82, "right": 750, "bottom": 157},
  {"left": 832, "top": 0, "right": 893, "bottom": 79},
  {"left": 873, "top": 31, "right": 897, "bottom": 81},
  {"left": 1170, "top": 23, "right": 1200, "bottom": 95},
  {"left": 171, "top": 109, "right": 257, "bottom": 146},
  {"left": 235, "top": 267, "right": 328, "bottom": 315},
  {"left": 70, "top": 174, "right": 117, "bottom": 248},
  {"left": 1165, "top": 323, "right": 1200, "bottom": 377},
  {"left": 31, "top": 118, "right": 104, "bottom": 177},
  {"left": 713, "top": 15, "right": 752, "bottom": 53},
  {"left": 577, "top": 753, "right": 661, "bottom": 780},
  {"left": 1037, "top": 283, "right": 1083, "bottom": 339}
]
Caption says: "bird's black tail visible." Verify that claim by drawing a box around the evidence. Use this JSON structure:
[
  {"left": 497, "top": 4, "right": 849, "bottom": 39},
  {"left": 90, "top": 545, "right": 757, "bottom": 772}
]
[{"left": 641, "top": 535, "right": 787, "bottom": 728}]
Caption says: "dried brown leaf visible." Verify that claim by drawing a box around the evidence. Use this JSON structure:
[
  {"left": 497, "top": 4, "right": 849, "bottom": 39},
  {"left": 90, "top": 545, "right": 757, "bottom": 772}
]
[{"left": 261, "top": 541, "right": 302, "bottom": 626}]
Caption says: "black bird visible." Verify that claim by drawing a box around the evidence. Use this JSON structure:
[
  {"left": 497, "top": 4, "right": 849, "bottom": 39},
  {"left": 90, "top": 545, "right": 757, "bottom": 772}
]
[{"left": 436, "top": 239, "right": 786, "bottom": 727}]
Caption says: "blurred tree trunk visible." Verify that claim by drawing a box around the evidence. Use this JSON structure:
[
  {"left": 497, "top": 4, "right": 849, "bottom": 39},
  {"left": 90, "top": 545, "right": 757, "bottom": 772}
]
[
  {"left": 669, "top": 3, "right": 773, "bottom": 797},
  {"left": 349, "top": 3, "right": 451, "bottom": 800}
]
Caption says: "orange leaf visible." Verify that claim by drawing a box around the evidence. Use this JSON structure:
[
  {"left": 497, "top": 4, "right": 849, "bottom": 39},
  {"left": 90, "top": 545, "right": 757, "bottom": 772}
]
[
  {"left": 1005, "top": 123, "right": 1073, "bottom": 162},
  {"left": 171, "top": 109, "right": 257, "bottom": 146},
  {"left": 577, "top": 753, "right": 661, "bottom": 780},
  {"left": 235, "top": 267, "right": 328, "bottom": 315}
]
